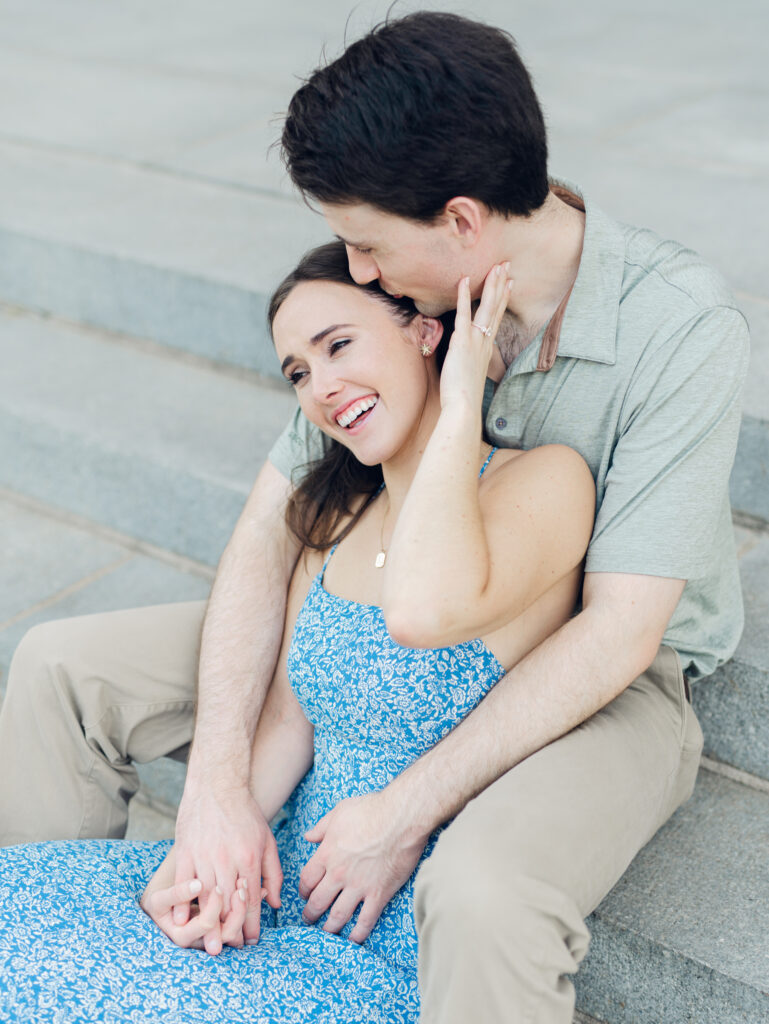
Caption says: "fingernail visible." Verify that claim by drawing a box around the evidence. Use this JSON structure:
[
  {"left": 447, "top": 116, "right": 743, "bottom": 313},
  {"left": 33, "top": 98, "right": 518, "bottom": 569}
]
[
  {"left": 189, "top": 880, "right": 202, "bottom": 896},
  {"left": 239, "top": 878, "right": 248, "bottom": 890},
  {"left": 239, "top": 889, "right": 247, "bottom": 903},
  {"left": 215, "top": 885, "right": 223, "bottom": 895},
  {"left": 261, "top": 888, "right": 269, "bottom": 900}
]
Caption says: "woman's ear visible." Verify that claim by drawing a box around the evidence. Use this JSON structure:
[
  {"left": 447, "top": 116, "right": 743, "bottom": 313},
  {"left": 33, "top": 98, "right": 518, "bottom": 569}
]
[{"left": 414, "top": 316, "right": 444, "bottom": 357}]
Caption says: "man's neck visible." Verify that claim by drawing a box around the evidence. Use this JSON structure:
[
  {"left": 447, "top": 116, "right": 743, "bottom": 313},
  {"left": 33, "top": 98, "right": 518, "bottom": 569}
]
[{"left": 493, "top": 190, "right": 585, "bottom": 367}]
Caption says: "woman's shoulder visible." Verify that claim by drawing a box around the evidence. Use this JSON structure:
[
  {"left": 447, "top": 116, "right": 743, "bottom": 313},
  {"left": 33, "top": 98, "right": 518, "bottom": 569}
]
[{"left": 484, "top": 443, "right": 594, "bottom": 493}]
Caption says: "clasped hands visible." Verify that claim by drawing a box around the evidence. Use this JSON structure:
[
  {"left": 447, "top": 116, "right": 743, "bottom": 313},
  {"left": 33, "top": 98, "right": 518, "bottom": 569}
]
[{"left": 141, "top": 788, "right": 427, "bottom": 955}]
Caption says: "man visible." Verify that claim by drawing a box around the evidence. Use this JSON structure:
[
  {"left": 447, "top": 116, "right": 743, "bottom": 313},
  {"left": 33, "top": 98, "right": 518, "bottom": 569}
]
[{"left": 0, "top": 11, "right": 748, "bottom": 1022}]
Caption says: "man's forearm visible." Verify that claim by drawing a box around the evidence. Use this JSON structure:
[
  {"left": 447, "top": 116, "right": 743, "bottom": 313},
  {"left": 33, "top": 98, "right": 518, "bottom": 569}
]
[
  {"left": 184, "top": 462, "right": 299, "bottom": 795},
  {"left": 387, "top": 596, "right": 664, "bottom": 837}
]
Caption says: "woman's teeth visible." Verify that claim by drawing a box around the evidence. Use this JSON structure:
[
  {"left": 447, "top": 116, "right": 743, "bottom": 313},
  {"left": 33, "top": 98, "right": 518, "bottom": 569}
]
[{"left": 336, "top": 396, "right": 378, "bottom": 428}]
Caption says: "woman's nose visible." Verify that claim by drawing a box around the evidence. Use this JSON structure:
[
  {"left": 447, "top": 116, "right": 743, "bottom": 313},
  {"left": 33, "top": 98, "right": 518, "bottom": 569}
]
[{"left": 311, "top": 365, "right": 343, "bottom": 404}]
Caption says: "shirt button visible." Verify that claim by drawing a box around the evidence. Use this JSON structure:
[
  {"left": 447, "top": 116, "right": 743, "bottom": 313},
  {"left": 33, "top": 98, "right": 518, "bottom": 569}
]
[{"left": 495, "top": 417, "right": 507, "bottom": 430}]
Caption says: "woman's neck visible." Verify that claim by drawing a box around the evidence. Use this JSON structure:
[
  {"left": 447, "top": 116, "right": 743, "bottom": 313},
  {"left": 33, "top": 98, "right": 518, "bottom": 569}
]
[
  {"left": 377, "top": 388, "right": 489, "bottom": 519},
  {"left": 376, "top": 385, "right": 443, "bottom": 516}
]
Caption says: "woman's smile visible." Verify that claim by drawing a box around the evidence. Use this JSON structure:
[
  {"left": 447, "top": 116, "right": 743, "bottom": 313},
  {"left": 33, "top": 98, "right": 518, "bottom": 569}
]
[
  {"left": 272, "top": 279, "right": 442, "bottom": 468},
  {"left": 334, "top": 394, "right": 379, "bottom": 429}
]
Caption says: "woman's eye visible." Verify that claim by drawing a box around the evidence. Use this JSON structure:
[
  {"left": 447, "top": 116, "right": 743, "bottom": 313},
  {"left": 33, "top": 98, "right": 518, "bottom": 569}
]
[
  {"left": 286, "top": 369, "right": 307, "bottom": 388},
  {"left": 329, "top": 337, "right": 351, "bottom": 355}
]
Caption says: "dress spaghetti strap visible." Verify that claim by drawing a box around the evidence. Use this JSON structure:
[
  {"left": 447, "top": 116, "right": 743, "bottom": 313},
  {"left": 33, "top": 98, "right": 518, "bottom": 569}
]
[{"left": 479, "top": 446, "right": 498, "bottom": 477}]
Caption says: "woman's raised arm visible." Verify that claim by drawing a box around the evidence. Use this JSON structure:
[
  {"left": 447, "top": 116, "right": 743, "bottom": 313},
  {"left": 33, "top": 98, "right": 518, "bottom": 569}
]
[{"left": 382, "top": 269, "right": 595, "bottom": 648}]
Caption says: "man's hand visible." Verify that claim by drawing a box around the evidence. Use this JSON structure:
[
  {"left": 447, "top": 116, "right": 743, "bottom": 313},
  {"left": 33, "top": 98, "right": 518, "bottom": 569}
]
[
  {"left": 298, "top": 790, "right": 429, "bottom": 944},
  {"left": 172, "top": 785, "right": 283, "bottom": 948}
]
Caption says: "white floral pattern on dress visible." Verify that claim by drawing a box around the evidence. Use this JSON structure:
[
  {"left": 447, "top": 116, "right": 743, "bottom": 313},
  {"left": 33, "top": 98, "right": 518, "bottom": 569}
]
[{"left": 0, "top": 459, "right": 505, "bottom": 1023}]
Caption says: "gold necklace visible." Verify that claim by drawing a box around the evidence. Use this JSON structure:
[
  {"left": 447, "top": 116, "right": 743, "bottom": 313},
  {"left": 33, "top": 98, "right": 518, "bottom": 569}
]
[
  {"left": 374, "top": 492, "right": 390, "bottom": 569},
  {"left": 374, "top": 445, "right": 494, "bottom": 568}
]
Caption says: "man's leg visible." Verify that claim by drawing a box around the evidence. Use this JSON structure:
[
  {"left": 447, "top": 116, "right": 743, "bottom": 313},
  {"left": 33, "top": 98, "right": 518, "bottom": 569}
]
[
  {"left": 414, "top": 645, "right": 703, "bottom": 1024},
  {"left": 0, "top": 601, "right": 206, "bottom": 845}
]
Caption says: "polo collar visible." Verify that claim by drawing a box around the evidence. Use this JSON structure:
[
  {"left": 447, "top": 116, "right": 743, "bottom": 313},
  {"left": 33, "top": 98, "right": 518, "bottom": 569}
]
[{"left": 506, "top": 180, "right": 625, "bottom": 377}]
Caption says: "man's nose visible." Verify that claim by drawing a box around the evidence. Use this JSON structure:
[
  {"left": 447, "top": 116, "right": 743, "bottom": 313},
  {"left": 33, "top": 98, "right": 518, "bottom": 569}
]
[{"left": 346, "top": 246, "right": 379, "bottom": 285}]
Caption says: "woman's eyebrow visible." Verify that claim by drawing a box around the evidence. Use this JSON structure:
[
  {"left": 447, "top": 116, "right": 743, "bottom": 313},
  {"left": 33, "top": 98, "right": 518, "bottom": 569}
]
[
  {"left": 310, "top": 323, "right": 354, "bottom": 345},
  {"left": 280, "top": 323, "right": 356, "bottom": 373}
]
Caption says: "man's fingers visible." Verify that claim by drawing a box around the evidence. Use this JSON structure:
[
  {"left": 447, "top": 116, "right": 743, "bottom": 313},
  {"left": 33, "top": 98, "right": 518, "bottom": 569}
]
[
  {"left": 261, "top": 839, "right": 284, "bottom": 910},
  {"left": 242, "top": 881, "right": 268, "bottom": 945},
  {"left": 322, "top": 889, "right": 363, "bottom": 935},
  {"left": 302, "top": 876, "right": 342, "bottom": 925},
  {"left": 348, "top": 896, "right": 386, "bottom": 945},
  {"left": 150, "top": 878, "right": 202, "bottom": 919},
  {"left": 219, "top": 885, "right": 248, "bottom": 949},
  {"left": 298, "top": 855, "right": 326, "bottom": 901}
]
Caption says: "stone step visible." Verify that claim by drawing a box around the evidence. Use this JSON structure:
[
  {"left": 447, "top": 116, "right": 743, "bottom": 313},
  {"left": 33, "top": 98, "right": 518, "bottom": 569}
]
[
  {"left": 731, "top": 415, "right": 769, "bottom": 528},
  {"left": 693, "top": 526, "right": 769, "bottom": 783},
  {"left": 575, "top": 766, "right": 769, "bottom": 1023},
  {"left": 0, "top": 140, "right": 326, "bottom": 380},
  {"left": 0, "top": 305, "right": 296, "bottom": 567}
]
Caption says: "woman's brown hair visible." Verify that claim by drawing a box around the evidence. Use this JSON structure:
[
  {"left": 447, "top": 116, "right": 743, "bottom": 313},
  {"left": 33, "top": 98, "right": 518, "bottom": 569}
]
[{"left": 268, "top": 241, "right": 446, "bottom": 552}]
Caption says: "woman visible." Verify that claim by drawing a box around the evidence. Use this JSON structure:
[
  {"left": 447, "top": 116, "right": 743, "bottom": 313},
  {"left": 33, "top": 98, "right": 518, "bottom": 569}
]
[{"left": 0, "top": 243, "right": 594, "bottom": 1023}]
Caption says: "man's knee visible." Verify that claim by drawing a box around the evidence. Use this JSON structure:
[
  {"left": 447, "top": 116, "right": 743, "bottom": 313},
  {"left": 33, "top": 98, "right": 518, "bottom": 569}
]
[
  {"left": 416, "top": 829, "right": 588, "bottom": 965},
  {"left": 415, "top": 831, "right": 589, "bottom": 1024},
  {"left": 5, "top": 617, "right": 95, "bottom": 712}
]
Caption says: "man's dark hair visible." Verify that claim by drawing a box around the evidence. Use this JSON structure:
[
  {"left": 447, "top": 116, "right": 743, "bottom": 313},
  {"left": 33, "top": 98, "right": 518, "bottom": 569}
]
[{"left": 281, "top": 11, "right": 549, "bottom": 222}]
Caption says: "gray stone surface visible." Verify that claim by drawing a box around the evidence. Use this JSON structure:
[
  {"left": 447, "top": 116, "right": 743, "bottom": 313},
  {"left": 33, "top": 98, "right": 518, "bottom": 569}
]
[
  {"left": 127, "top": 759, "right": 186, "bottom": 841},
  {"left": 739, "top": 296, "right": 769, "bottom": 425},
  {"left": 576, "top": 768, "right": 769, "bottom": 1023},
  {"left": 693, "top": 531, "right": 769, "bottom": 781},
  {"left": 0, "top": 145, "right": 328, "bottom": 373},
  {"left": 730, "top": 415, "right": 769, "bottom": 527},
  {"left": 0, "top": 307, "right": 297, "bottom": 563},
  {"left": 0, "top": 497, "right": 126, "bottom": 623},
  {"left": 0, "top": 552, "right": 211, "bottom": 694}
]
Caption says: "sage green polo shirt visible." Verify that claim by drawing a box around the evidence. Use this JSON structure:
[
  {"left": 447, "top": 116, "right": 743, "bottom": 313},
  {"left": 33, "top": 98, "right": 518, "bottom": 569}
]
[{"left": 268, "top": 183, "right": 750, "bottom": 679}]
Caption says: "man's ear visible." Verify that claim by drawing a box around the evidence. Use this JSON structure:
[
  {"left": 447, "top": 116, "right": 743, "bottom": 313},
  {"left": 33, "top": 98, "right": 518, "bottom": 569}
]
[
  {"left": 443, "top": 197, "right": 485, "bottom": 247},
  {"left": 414, "top": 315, "right": 444, "bottom": 356}
]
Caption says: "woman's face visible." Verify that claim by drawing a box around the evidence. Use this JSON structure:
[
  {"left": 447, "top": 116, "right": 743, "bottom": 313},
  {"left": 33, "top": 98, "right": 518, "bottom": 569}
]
[{"left": 272, "top": 280, "right": 440, "bottom": 467}]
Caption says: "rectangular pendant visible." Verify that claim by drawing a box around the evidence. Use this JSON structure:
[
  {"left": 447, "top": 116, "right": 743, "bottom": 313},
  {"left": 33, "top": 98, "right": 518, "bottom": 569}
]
[{"left": 375, "top": 551, "right": 386, "bottom": 568}]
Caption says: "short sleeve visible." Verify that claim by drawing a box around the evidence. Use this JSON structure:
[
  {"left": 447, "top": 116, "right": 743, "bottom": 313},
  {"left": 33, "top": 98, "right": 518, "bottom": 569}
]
[
  {"left": 586, "top": 306, "right": 750, "bottom": 579},
  {"left": 268, "top": 406, "right": 331, "bottom": 484}
]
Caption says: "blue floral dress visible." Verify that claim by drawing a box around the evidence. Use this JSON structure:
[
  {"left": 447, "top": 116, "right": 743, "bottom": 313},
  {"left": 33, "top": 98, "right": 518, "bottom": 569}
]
[{"left": 0, "top": 456, "right": 505, "bottom": 1024}]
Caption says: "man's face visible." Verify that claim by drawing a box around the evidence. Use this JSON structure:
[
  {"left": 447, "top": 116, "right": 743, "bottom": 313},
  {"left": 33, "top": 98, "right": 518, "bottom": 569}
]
[{"left": 321, "top": 202, "right": 466, "bottom": 317}]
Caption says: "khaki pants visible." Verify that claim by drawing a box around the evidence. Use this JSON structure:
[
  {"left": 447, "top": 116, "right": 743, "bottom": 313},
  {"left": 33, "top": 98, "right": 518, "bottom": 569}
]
[{"left": 0, "top": 604, "right": 702, "bottom": 1023}]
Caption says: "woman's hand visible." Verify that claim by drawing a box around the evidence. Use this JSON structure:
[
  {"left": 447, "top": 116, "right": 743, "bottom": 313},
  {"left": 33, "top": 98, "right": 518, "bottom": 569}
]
[
  {"left": 439, "top": 263, "right": 512, "bottom": 412},
  {"left": 140, "top": 845, "right": 252, "bottom": 954}
]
